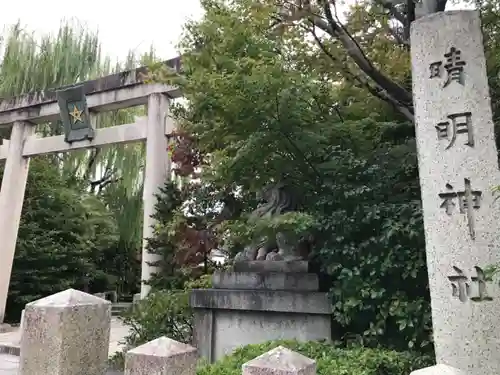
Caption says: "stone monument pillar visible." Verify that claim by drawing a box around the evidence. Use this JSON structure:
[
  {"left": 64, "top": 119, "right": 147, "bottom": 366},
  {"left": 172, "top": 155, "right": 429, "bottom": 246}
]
[{"left": 411, "top": 10, "right": 500, "bottom": 375}]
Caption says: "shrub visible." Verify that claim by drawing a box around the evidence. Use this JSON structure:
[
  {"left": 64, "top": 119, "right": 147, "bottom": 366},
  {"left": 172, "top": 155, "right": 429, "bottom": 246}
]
[
  {"left": 121, "top": 275, "right": 211, "bottom": 348},
  {"left": 197, "top": 340, "right": 434, "bottom": 375},
  {"left": 108, "top": 275, "right": 213, "bottom": 370},
  {"left": 121, "top": 290, "right": 192, "bottom": 348}
]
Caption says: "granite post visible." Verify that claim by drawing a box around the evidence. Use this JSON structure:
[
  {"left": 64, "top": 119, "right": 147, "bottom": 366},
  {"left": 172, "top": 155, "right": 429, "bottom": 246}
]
[
  {"left": 242, "top": 346, "right": 316, "bottom": 375},
  {"left": 411, "top": 10, "right": 500, "bottom": 374},
  {"left": 19, "top": 288, "right": 111, "bottom": 375},
  {"left": 124, "top": 336, "right": 197, "bottom": 375}
]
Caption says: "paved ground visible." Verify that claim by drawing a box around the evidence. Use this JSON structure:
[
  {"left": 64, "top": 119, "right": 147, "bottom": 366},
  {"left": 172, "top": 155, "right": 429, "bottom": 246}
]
[
  {"left": 0, "top": 318, "right": 130, "bottom": 374},
  {"left": 0, "top": 355, "right": 124, "bottom": 375},
  {"left": 0, "top": 354, "right": 17, "bottom": 375}
]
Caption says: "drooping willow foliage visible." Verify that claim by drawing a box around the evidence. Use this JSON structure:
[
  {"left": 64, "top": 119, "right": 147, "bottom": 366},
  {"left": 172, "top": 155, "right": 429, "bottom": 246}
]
[{"left": 0, "top": 20, "right": 156, "bottom": 254}]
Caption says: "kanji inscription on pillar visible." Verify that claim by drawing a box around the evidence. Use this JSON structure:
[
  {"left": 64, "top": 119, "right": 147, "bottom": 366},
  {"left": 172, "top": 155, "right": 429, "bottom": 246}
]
[
  {"left": 429, "top": 46, "right": 466, "bottom": 87},
  {"left": 435, "top": 112, "right": 474, "bottom": 148},
  {"left": 448, "top": 266, "right": 493, "bottom": 302},
  {"left": 438, "top": 178, "right": 482, "bottom": 239}
]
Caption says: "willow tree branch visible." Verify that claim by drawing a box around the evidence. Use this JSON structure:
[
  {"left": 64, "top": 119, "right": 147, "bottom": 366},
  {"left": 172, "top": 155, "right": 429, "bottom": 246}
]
[{"left": 84, "top": 148, "right": 100, "bottom": 181}]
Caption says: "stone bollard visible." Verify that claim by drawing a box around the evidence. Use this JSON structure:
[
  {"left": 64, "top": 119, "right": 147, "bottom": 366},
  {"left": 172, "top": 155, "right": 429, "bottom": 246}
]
[
  {"left": 242, "top": 346, "right": 316, "bottom": 375},
  {"left": 411, "top": 365, "right": 466, "bottom": 375},
  {"left": 20, "top": 288, "right": 111, "bottom": 375},
  {"left": 125, "top": 336, "right": 197, "bottom": 375}
]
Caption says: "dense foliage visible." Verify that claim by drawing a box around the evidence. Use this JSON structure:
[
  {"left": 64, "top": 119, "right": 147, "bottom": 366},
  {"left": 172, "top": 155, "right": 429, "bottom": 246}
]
[
  {"left": 110, "top": 179, "right": 220, "bottom": 369},
  {"left": 145, "top": 181, "right": 227, "bottom": 290},
  {"left": 3, "top": 158, "right": 117, "bottom": 318},
  {"left": 147, "top": 0, "right": 432, "bottom": 353},
  {"left": 121, "top": 275, "right": 211, "bottom": 349},
  {"left": 197, "top": 340, "right": 434, "bottom": 375}
]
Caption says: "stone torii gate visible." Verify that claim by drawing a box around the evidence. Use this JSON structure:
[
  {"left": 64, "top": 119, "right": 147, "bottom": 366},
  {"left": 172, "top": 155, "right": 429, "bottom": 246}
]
[{"left": 0, "top": 57, "right": 182, "bottom": 323}]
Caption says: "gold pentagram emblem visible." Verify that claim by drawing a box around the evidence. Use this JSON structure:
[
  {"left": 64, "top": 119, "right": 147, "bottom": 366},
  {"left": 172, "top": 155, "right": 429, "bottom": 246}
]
[{"left": 69, "top": 104, "right": 83, "bottom": 124}]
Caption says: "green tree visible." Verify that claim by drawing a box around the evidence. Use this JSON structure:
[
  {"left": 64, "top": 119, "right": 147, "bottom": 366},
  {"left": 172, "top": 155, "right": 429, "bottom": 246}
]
[
  {"left": 5, "top": 158, "right": 117, "bottom": 319},
  {"left": 147, "top": 0, "right": 432, "bottom": 353},
  {"left": 226, "top": 0, "right": 445, "bottom": 122}
]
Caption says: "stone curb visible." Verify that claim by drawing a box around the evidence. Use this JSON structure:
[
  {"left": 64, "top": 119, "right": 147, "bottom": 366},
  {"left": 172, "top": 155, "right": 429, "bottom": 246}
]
[{"left": 0, "top": 343, "right": 19, "bottom": 356}]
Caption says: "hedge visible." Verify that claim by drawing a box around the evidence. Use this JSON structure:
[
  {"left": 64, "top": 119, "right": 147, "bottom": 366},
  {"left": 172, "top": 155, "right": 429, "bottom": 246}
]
[{"left": 197, "top": 340, "right": 434, "bottom": 375}]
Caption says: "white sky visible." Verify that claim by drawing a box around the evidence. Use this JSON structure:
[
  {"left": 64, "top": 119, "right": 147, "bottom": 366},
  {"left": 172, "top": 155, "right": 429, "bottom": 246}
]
[
  {"left": 0, "top": 0, "right": 472, "bottom": 64},
  {"left": 0, "top": 0, "right": 204, "bottom": 63}
]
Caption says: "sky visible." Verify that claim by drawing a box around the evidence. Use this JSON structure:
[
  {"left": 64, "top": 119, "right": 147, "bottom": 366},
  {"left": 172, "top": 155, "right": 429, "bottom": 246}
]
[
  {"left": 0, "top": 0, "right": 204, "bottom": 63},
  {"left": 0, "top": 0, "right": 472, "bottom": 64}
]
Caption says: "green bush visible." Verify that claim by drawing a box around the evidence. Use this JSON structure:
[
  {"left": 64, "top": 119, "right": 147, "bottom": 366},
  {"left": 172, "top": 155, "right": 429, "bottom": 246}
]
[
  {"left": 121, "top": 275, "right": 212, "bottom": 349},
  {"left": 108, "top": 275, "right": 213, "bottom": 370},
  {"left": 121, "top": 290, "right": 193, "bottom": 348},
  {"left": 197, "top": 340, "right": 434, "bottom": 375}
]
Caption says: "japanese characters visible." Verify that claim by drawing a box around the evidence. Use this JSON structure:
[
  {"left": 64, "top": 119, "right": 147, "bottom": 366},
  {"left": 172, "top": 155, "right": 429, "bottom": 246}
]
[
  {"left": 448, "top": 266, "right": 493, "bottom": 302},
  {"left": 429, "top": 46, "right": 466, "bottom": 87},
  {"left": 430, "top": 48, "right": 474, "bottom": 150},
  {"left": 435, "top": 112, "right": 473, "bottom": 149},
  {"left": 439, "top": 178, "right": 482, "bottom": 239}
]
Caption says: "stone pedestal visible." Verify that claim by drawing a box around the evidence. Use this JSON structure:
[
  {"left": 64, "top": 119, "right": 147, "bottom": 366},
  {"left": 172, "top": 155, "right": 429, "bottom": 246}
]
[{"left": 190, "top": 261, "right": 332, "bottom": 362}]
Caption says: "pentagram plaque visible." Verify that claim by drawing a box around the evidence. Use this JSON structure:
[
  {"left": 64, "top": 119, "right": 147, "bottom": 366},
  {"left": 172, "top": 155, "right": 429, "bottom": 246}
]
[{"left": 56, "top": 84, "right": 95, "bottom": 144}]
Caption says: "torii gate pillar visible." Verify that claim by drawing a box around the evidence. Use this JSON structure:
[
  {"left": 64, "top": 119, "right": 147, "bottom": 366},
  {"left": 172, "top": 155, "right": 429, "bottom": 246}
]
[{"left": 141, "top": 93, "right": 173, "bottom": 298}]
